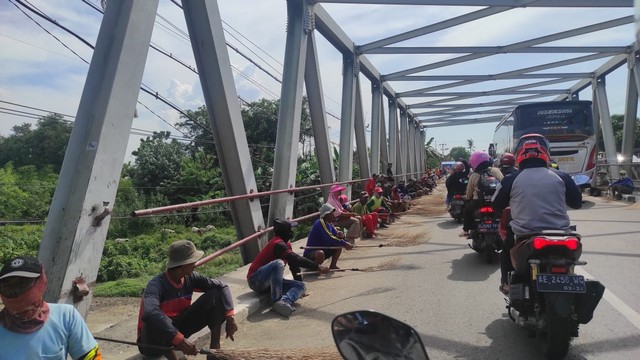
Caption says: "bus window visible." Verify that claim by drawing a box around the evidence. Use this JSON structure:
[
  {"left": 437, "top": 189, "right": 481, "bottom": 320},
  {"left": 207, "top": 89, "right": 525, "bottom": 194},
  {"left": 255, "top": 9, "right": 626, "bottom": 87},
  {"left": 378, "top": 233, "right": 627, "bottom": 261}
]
[{"left": 513, "top": 102, "right": 594, "bottom": 139}]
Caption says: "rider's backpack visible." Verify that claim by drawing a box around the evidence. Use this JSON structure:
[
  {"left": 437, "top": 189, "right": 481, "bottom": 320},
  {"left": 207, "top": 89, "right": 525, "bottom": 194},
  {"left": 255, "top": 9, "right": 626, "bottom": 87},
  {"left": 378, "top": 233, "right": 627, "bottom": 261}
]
[{"left": 476, "top": 169, "right": 500, "bottom": 197}]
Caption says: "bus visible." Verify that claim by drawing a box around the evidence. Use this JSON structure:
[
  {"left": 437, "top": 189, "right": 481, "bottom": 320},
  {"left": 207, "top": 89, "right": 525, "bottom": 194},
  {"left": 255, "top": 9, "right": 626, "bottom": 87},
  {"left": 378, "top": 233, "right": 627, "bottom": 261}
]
[{"left": 490, "top": 100, "right": 597, "bottom": 179}]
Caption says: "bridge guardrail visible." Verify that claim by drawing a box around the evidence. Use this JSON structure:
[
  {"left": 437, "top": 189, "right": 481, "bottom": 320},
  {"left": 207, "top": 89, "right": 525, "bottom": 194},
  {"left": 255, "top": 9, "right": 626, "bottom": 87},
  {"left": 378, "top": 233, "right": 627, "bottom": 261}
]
[{"left": 132, "top": 171, "right": 427, "bottom": 266}]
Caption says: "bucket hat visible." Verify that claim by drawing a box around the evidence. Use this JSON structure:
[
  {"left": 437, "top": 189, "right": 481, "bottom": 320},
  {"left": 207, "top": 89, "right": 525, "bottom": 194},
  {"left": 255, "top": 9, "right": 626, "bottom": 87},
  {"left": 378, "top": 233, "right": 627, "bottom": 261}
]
[{"left": 167, "top": 240, "right": 204, "bottom": 268}]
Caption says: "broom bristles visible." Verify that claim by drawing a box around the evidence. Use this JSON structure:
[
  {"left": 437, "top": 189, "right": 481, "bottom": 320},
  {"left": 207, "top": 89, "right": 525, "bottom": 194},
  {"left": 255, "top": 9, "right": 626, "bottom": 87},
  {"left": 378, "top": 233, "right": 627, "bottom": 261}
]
[{"left": 206, "top": 347, "right": 342, "bottom": 360}]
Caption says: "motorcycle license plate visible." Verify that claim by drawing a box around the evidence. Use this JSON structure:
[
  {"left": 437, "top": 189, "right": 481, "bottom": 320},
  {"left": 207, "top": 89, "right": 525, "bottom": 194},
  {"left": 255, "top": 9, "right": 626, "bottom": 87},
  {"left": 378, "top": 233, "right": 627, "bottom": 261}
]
[
  {"left": 477, "top": 223, "right": 498, "bottom": 232},
  {"left": 536, "top": 274, "right": 586, "bottom": 293}
]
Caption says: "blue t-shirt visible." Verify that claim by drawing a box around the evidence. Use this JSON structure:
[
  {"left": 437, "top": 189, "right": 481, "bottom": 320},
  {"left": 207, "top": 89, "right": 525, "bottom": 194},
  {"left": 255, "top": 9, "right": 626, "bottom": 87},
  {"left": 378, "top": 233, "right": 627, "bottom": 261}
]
[{"left": 0, "top": 303, "right": 97, "bottom": 360}]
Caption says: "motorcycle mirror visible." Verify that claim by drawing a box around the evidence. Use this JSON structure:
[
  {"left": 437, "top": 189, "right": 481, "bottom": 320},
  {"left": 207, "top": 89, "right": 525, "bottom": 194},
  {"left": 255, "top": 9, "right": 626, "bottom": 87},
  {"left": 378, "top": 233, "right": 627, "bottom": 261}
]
[
  {"left": 331, "top": 310, "right": 429, "bottom": 360},
  {"left": 571, "top": 174, "right": 590, "bottom": 186}
]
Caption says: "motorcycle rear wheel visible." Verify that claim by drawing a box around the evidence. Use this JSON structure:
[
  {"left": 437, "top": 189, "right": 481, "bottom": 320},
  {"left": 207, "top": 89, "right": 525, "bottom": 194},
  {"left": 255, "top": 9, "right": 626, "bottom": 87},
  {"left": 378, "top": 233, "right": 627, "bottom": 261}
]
[{"left": 544, "top": 309, "right": 572, "bottom": 360}]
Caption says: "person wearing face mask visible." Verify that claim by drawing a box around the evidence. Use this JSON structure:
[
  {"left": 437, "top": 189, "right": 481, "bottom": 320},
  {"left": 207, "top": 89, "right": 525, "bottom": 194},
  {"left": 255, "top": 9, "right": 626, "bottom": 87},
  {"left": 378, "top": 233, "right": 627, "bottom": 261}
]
[
  {"left": 247, "top": 219, "right": 329, "bottom": 317},
  {"left": 0, "top": 256, "right": 101, "bottom": 359},
  {"left": 609, "top": 169, "right": 634, "bottom": 200}
]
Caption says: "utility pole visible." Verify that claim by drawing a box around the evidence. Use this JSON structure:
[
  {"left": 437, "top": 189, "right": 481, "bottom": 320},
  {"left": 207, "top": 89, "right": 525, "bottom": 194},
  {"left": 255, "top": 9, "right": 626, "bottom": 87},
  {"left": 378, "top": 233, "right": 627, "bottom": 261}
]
[{"left": 440, "top": 143, "right": 448, "bottom": 159}]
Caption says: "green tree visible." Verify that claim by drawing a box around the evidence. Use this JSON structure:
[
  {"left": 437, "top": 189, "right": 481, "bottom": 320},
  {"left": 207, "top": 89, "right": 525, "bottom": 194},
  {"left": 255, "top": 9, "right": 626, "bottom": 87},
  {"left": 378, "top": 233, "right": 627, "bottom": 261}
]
[
  {"left": 0, "top": 114, "right": 72, "bottom": 172},
  {"left": 130, "top": 131, "right": 186, "bottom": 198},
  {"left": 449, "top": 147, "right": 471, "bottom": 162},
  {"left": 597, "top": 114, "right": 640, "bottom": 152},
  {"left": 424, "top": 137, "right": 442, "bottom": 168},
  {"left": 467, "top": 138, "right": 475, "bottom": 153},
  {"left": 0, "top": 163, "right": 57, "bottom": 220},
  {"left": 175, "top": 106, "right": 217, "bottom": 158}
]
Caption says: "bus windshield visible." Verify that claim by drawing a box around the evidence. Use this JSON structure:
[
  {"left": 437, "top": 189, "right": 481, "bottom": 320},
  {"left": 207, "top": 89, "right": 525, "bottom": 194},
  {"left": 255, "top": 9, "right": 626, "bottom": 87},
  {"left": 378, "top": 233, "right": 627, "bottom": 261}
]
[{"left": 513, "top": 102, "right": 594, "bottom": 139}]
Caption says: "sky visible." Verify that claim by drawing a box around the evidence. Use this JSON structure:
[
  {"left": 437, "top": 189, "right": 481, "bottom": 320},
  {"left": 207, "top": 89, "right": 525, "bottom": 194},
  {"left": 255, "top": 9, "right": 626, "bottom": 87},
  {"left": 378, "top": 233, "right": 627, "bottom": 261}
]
[{"left": 0, "top": 0, "right": 635, "bottom": 164}]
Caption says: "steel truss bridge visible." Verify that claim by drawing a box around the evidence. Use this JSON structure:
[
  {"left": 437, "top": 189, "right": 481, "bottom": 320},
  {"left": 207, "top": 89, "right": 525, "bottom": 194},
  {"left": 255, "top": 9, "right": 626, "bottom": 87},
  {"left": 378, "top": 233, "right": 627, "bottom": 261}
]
[{"left": 34, "top": 1, "right": 638, "bottom": 316}]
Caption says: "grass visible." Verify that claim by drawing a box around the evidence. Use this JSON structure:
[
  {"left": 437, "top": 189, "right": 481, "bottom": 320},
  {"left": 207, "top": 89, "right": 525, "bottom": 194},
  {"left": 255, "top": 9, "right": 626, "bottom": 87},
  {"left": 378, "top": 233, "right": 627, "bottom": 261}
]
[
  {"left": 94, "top": 277, "right": 150, "bottom": 297},
  {"left": 93, "top": 250, "right": 244, "bottom": 297}
]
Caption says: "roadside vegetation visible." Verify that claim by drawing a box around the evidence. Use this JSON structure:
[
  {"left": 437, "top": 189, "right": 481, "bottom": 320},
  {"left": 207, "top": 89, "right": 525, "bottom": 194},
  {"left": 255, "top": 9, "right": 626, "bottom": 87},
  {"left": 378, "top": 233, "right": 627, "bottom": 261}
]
[{"left": 0, "top": 99, "right": 317, "bottom": 297}]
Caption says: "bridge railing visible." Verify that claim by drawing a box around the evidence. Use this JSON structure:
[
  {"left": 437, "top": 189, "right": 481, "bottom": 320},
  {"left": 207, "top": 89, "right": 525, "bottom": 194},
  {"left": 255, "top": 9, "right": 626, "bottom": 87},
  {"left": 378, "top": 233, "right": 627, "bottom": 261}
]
[{"left": 131, "top": 171, "right": 427, "bottom": 266}]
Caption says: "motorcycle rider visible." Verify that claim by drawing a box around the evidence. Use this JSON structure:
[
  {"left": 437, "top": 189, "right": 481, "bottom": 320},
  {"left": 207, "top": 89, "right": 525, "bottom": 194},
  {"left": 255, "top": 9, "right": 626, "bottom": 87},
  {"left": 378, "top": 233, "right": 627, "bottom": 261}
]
[
  {"left": 445, "top": 160, "right": 469, "bottom": 208},
  {"left": 498, "top": 153, "right": 518, "bottom": 176},
  {"left": 459, "top": 152, "right": 503, "bottom": 238},
  {"left": 492, "top": 134, "right": 582, "bottom": 295}
]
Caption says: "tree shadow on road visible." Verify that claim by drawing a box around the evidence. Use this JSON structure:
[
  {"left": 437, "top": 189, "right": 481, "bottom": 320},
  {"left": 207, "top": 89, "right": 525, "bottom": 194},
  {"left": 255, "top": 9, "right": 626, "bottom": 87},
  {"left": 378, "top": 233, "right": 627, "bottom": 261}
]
[{"left": 447, "top": 252, "right": 498, "bottom": 282}]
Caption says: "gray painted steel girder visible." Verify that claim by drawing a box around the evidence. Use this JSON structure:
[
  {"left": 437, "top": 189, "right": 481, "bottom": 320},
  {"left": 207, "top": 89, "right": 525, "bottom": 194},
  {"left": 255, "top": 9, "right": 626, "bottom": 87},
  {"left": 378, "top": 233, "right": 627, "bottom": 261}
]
[
  {"left": 370, "top": 81, "right": 383, "bottom": 175},
  {"left": 39, "top": 1, "right": 159, "bottom": 316},
  {"left": 384, "top": 16, "right": 632, "bottom": 80},
  {"left": 306, "top": 31, "right": 337, "bottom": 201},
  {"left": 268, "top": 0, "right": 310, "bottom": 226},
  {"left": 182, "top": 0, "right": 266, "bottom": 262},
  {"left": 355, "top": 77, "right": 372, "bottom": 182},
  {"left": 313, "top": 1, "right": 631, "bottom": 6}
]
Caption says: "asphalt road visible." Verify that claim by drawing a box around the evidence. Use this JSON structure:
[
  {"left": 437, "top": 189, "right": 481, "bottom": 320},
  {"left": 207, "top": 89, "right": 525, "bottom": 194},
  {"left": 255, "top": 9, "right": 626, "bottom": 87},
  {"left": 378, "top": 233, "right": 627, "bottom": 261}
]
[{"left": 220, "top": 194, "right": 640, "bottom": 360}]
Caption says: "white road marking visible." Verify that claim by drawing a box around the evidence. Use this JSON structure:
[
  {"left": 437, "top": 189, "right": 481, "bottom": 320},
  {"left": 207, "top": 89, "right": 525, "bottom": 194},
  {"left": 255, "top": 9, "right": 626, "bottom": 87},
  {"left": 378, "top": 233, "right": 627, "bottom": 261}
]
[{"left": 575, "top": 267, "right": 640, "bottom": 331}]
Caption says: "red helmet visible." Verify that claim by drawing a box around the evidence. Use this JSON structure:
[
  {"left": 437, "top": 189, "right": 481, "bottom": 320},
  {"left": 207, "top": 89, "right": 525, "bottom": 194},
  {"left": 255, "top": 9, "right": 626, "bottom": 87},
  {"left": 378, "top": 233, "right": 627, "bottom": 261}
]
[
  {"left": 500, "top": 153, "right": 516, "bottom": 167},
  {"left": 453, "top": 162, "right": 464, "bottom": 173},
  {"left": 515, "top": 134, "right": 550, "bottom": 166}
]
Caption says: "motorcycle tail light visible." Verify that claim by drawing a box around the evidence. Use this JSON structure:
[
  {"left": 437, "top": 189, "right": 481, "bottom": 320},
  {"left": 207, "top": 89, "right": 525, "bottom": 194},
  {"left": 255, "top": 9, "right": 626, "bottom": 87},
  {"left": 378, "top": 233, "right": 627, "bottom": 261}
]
[
  {"left": 532, "top": 236, "right": 580, "bottom": 250},
  {"left": 480, "top": 206, "right": 493, "bottom": 213},
  {"left": 453, "top": 195, "right": 463, "bottom": 199},
  {"left": 551, "top": 266, "right": 568, "bottom": 273},
  {"left": 484, "top": 220, "right": 492, "bottom": 224}
]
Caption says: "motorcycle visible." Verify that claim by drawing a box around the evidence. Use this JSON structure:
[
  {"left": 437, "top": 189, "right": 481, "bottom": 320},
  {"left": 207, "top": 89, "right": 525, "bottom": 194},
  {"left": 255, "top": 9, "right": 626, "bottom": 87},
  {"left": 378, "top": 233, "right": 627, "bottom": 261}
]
[
  {"left": 448, "top": 193, "right": 465, "bottom": 223},
  {"left": 332, "top": 310, "right": 429, "bottom": 360},
  {"left": 468, "top": 193, "right": 502, "bottom": 263},
  {"left": 502, "top": 209, "right": 605, "bottom": 359}
]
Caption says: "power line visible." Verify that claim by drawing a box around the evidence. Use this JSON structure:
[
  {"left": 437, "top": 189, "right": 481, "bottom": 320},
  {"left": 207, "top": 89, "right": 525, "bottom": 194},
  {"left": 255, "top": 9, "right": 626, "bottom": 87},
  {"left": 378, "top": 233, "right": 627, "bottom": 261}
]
[
  {"left": 9, "top": 0, "right": 90, "bottom": 64},
  {"left": 0, "top": 100, "right": 76, "bottom": 118},
  {"left": 0, "top": 32, "right": 80, "bottom": 60}
]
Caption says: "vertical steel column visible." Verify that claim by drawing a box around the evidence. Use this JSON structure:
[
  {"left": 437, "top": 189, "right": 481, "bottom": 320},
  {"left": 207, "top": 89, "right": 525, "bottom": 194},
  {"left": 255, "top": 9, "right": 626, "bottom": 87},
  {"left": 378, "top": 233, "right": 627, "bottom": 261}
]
[
  {"left": 400, "top": 109, "right": 409, "bottom": 179},
  {"left": 354, "top": 77, "right": 371, "bottom": 182},
  {"left": 420, "top": 130, "right": 427, "bottom": 173},
  {"left": 305, "top": 30, "right": 335, "bottom": 200},
  {"left": 622, "top": 54, "right": 640, "bottom": 163},
  {"left": 379, "top": 100, "right": 390, "bottom": 172},
  {"left": 339, "top": 53, "right": 357, "bottom": 192},
  {"left": 267, "top": 0, "right": 310, "bottom": 225},
  {"left": 408, "top": 118, "right": 416, "bottom": 177},
  {"left": 370, "top": 81, "right": 382, "bottom": 175},
  {"left": 415, "top": 124, "right": 421, "bottom": 174},
  {"left": 38, "top": 1, "right": 159, "bottom": 316},
  {"left": 594, "top": 77, "right": 619, "bottom": 172},
  {"left": 388, "top": 98, "right": 398, "bottom": 176},
  {"left": 182, "top": 0, "right": 265, "bottom": 262}
]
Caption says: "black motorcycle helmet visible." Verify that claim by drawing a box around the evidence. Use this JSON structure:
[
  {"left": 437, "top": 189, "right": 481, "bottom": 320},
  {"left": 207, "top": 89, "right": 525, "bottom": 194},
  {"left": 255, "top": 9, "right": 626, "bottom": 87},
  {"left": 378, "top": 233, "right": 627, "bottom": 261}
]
[{"left": 273, "top": 218, "right": 298, "bottom": 242}]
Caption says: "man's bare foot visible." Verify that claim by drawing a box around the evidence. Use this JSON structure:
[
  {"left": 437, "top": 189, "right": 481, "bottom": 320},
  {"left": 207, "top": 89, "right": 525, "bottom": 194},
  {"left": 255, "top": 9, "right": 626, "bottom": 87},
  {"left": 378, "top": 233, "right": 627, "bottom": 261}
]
[{"left": 329, "top": 266, "right": 341, "bottom": 270}]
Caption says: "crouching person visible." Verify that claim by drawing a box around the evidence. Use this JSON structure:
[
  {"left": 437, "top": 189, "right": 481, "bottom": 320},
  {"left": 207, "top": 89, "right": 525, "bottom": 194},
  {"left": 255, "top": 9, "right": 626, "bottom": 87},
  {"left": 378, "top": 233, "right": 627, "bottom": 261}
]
[
  {"left": 247, "top": 219, "right": 329, "bottom": 317},
  {"left": 138, "top": 240, "right": 238, "bottom": 359}
]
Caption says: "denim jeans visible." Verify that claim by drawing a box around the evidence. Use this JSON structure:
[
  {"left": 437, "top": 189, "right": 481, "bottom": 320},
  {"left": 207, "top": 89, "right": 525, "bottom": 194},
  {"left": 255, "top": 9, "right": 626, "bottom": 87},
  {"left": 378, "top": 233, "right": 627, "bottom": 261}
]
[{"left": 247, "top": 259, "right": 306, "bottom": 305}]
